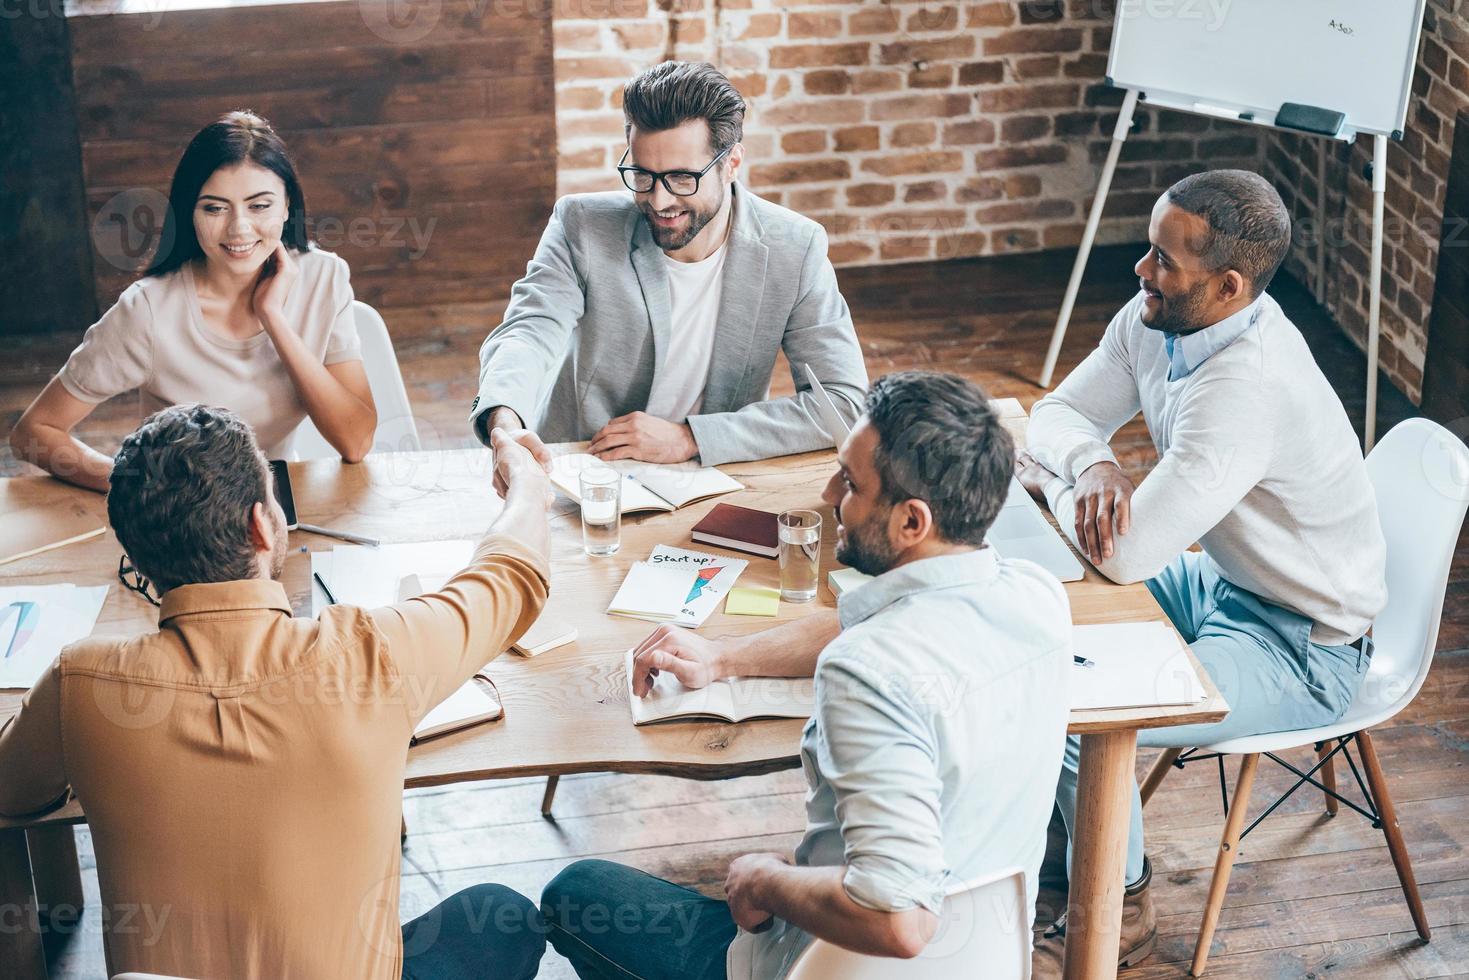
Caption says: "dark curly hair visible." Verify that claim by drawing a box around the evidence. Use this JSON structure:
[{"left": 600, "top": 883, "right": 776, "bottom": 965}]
[{"left": 108, "top": 404, "right": 270, "bottom": 593}]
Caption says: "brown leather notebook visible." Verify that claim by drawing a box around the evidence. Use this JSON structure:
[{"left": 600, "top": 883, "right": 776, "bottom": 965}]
[{"left": 690, "top": 503, "right": 780, "bottom": 559}]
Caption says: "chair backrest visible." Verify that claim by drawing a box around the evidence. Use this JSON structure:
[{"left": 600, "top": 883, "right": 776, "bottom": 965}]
[
  {"left": 292, "top": 301, "right": 421, "bottom": 459},
  {"left": 786, "top": 867, "right": 1030, "bottom": 980},
  {"left": 1356, "top": 418, "right": 1469, "bottom": 720}
]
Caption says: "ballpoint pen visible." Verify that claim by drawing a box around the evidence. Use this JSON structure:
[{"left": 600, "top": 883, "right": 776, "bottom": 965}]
[
  {"left": 298, "top": 523, "right": 381, "bottom": 547},
  {"left": 312, "top": 572, "right": 338, "bottom": 606},
  {"left": 1073, "top": 655, "right": 1095, "bottom": 668}
]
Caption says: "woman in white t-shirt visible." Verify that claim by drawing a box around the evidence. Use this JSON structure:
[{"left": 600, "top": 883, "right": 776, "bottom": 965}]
[{"left": 11, "top": 111, "right": 378, "bottom": 491}]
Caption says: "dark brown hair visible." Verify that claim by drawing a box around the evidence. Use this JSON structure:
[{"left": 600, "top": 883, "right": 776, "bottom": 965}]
[
  {"left": 1166, "top": 170, "right": 1292, "bottom": 298},
  {"left": 622, "top": 61, "right": 745, "bottom": 152},
  {"left": 864, "top": 372, "right": 1014, "bottom": 547},
  {"left": 147, "top": 110, "right": 309, "bottom": 277},
  {"left": 109, "top": 404, "right": 270, "bottom": 593}
]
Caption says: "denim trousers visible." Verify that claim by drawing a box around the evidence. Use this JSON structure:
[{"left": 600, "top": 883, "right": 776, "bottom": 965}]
[
  {"left": 400, "top": 882, "right": 547, "bottom": 980},
  {"left": 1055, "top": 551, "right": 1371, "bottom": 885},
  {"left": 541, "top": 858, "right": 739, "bottom": 979}
]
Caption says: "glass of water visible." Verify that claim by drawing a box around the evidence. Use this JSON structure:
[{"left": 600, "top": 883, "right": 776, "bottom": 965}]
[
  {"left": 580, "top": 466, "right": 621, "bottom": 556},
  {"left": 778, "top": 509, "right": 822, "bottom": 602}
]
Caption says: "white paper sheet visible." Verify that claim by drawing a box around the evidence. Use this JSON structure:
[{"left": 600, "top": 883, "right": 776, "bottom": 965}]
[
  {"left": 0, "top": 584, "right": 109, "bottom": 689},
  {"left": 1070, "top": 622, "right": 1207, "bottom": 711},
  {"left": 311, "top": 540, "right": 475, "bottom": 615}
]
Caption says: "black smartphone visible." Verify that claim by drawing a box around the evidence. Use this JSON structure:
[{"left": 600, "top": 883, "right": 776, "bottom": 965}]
[{"left": 269, "top": 459, "right": 298, "bottom": 530}]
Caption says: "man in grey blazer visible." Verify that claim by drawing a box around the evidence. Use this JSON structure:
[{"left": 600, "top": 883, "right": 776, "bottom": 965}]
[{"left": 470, "top": 61, "right": 868, "bottom": 467}]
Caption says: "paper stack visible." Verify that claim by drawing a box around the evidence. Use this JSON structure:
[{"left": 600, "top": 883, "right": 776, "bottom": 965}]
[
  {"left": 607, "top": 545, "right": 747, "bottom": 627},
  {"left": 0, "top": 584, "right": 109, "bottom": 689},
  {"left": 1070, "top": 622, "right": 1208, "bottom": 711}
]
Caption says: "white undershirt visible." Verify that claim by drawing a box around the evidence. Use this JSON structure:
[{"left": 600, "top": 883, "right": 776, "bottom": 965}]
[{"left": 644, "top": 241, "right": 728, "bottom": 423}]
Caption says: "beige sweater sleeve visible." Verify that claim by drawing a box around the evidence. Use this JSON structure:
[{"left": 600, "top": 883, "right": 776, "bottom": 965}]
[
  {"left": 0, "top": 658, "right": 70, "bottom": 818},
  {"left": 367, "top": 533, "right": 550, "bottom": 726}
]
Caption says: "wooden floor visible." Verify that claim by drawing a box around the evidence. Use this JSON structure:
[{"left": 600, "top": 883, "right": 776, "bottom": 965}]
[{"left": 8, "top": 246, "right": 1468, "bottom": 978}]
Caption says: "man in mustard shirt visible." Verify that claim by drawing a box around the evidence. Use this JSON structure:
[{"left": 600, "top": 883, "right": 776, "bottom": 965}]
[{"left": 0, "top": 404, "right": 553, "bottom": 979}]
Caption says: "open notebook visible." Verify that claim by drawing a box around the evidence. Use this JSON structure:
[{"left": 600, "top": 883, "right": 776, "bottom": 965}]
[
  {"left": 626, "top": 650, "right": 815, "bottom": 726},
  {"left": 551, "top": 454, "right": 743, "bottom": 514},
  {"left": 411, "top": 674, "right": 503, "bottom": 744}
]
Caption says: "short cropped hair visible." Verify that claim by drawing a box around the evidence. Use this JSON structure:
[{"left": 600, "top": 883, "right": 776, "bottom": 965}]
[
  {"left": 1165, "top": 170, "right": 1292, "bottom": 298},
  {"left": 108, "top": 404, "right": 269, "bottom": 593},
  {"left": 864, "top": 372, "right": 1014, "bottom": 547},
  {"left": 622, "top": 61, "right": 745, "bottom": 152}
]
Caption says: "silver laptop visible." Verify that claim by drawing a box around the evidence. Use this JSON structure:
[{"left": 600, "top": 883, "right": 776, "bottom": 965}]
[{"left": 802, "top": 363, "right": 852, "bottom": 448}]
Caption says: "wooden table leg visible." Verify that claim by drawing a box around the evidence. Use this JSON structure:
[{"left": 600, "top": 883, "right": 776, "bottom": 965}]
[
  {"left": 27, "top": 826, "right": 82, "bottom": 925},
  {"left": 0, "top": 827, "right": 48, "bottom": 980},
  {"left": 1063, "top": 730, "right": 1138, "bottom": 980}
]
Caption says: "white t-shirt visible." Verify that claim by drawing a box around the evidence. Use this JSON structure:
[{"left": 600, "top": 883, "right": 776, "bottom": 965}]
[
  {"left": 643, "top": 242, "right": 728, "bottom": 424},
  {"left": 57, "top": 248, "right": 362, "bottom": 459}
]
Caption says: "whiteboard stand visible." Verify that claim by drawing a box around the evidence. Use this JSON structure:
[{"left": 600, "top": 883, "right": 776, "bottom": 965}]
[
  {"left": 1038, "top": 99, "right": 1391, "bottom": 452},
  {"left": 1365, "top": 134, "right": 1387, "bottom": 450},
  {"left": 1039, "top": 88, "right": 1140, "bottom": 389}
]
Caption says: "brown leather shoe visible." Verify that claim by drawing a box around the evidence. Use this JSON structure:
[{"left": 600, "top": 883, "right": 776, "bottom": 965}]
[{"left": 1030, "top": 856, "right": 1156, "bottom": 979}]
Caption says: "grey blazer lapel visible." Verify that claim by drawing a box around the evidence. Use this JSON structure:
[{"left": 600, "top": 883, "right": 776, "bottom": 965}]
[
  {"left": 704, "top": 184, "right": 768, "bottom": 415},
  {"left": 629, "top": 217, "right": 673, "bottom": 381}
]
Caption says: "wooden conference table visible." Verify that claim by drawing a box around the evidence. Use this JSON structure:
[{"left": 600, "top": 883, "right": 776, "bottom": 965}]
[{"left": 0, "top": 407, "right": 1227, "bottom": 980}]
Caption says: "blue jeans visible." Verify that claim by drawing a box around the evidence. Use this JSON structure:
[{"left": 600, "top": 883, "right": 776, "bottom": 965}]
[
  {"left": 401, "top": 883, "right": 547, "bottom": 980},
  {"left": 541, "top": 859, "right": 738, "bottom": 980},
  {"left": 1056, "top": 552, "right": 1372, "bottom": 885}
]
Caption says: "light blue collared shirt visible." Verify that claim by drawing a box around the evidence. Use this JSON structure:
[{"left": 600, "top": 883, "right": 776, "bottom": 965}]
[
  {"left": 1163, "top": 294, "right": 1264, "bottom": 381},
  {"left": 727, "top": 548, "right": 1073, "bottom": 979}
]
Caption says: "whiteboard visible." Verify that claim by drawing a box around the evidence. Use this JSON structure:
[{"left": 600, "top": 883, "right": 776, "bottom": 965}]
[{"left": 1107, "top": 0, "right": 1426, "bottom": 140}]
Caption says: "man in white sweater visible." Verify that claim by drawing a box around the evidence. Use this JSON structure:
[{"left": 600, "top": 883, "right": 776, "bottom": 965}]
[{"left": 1016, "top": 169, "right": 1386, "bottom": 975}]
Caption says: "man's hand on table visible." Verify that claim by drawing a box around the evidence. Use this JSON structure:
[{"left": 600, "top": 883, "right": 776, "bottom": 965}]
[
  {"left": 1071, "top": 460, "right": 1135, "bottom": 565},
  {"left": 486, "top": 407, "right": 553, "bottom": 498},
  {"left": 1014, "top": 451, "right": 1055, "bottom": 503},
  {"left": 1017, "top": 452, "right": 1136, "bottom": 566},
  {"left": 629, "top": 626, "right": 731, "bottom": 697},
  {"left": 588, "top": 412, "right": 697, "bottom": 463}
]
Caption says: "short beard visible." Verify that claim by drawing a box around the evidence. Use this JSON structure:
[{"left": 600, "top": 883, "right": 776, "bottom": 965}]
[
  {"left": 267, "top": 512, "right": 288, "bottom": 580},
  {"left": 835, "top": 507, "right": 900, "bottom": 578},
  {"left": 639, "top": 181, "right": 724, "bottom": 251},
  {"left": 1140, "top": 278, "right": 1214, "bottom": 334}
]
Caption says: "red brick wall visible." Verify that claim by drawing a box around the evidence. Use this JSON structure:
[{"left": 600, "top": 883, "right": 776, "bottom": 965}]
[
  {"left": 1263, "top": 2, "right": 1464, "bottom": 406},
  {"left": 553, "top": 1, "right": 1262, "bottom": 266}
]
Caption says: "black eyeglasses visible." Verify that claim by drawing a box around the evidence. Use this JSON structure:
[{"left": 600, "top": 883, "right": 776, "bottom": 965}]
[
  {"left": 118, "top": 555, "right": 161, "bottom": 608},
  {"left": 617, "top": 146, "right": 732, "bottom": 197}
]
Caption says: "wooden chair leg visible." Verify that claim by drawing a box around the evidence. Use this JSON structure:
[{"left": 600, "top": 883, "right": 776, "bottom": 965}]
[
  {"left": 541, "top": 775, "right": 560, "bottom": 819},
  {"left": 1191, "top": 753, "right": 1260, "bottom": 978},
  {"left": 27, "top": 825, "right": 83, "bottom": 925},
  {"left": 1357, "top": 729, "right": 1431, "bottom": 941},
  {"left": 0, "top": 828, "right": 46, "bottom": 980},
  {"left": 1317, "top": 743, "right": 1339, "bottom": 816},
  {"left": 1140, "top": 747, "right": 1183, "bottom": 809}
]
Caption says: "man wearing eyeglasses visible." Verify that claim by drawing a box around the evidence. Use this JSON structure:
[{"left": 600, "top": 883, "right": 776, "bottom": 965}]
[{"left": 470, "top": 61, "right": 868, "bottom": 466}]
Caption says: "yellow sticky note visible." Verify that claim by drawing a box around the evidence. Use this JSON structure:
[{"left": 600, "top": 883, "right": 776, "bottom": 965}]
[{"left": 726, "top": 586, "right": 781, "bottom": 617}]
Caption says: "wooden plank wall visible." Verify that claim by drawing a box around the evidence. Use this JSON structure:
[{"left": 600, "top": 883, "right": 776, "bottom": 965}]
[
  {"left": 0, "top": 9, "right": 98, "bottom": 336},
  {"left": 66, "top": 0, "right": 556, "bottom": 315}
]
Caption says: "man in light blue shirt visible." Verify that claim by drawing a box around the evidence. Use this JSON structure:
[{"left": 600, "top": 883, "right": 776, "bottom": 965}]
[{"left": 540, "top": 371, "right": 1073, "bottom": 979}]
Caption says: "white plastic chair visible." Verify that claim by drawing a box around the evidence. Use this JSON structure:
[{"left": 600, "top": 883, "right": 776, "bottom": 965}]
[
  {"left": 293, "top": 300, "right": 421, "bottom": 459},
  {"left": 786, "top": 867, "right": 1030, "bottom": 980},
  {"left": 1140, "top": 417, "right": 1469, "bottom": 976}
]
